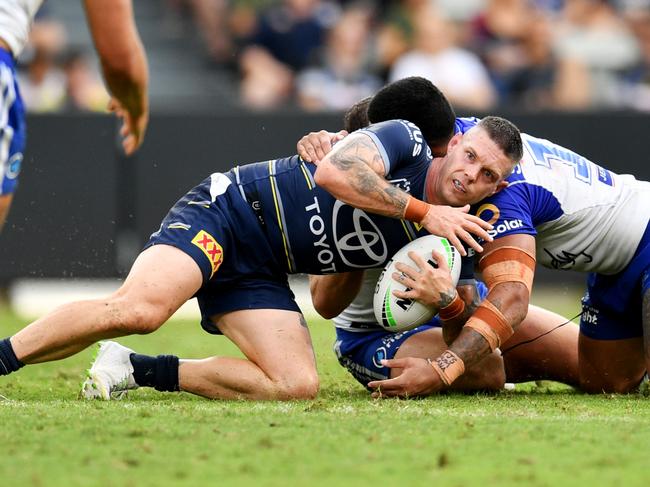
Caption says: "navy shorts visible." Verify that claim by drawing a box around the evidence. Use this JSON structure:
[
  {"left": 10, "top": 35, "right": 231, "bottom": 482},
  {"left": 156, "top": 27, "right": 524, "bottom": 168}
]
[
  {"left": 580, "top": 222, "right": 650, "bottom": 340},
  {"left": 334, "top": 282, "right": 488, "bottom": 388},
  {"left": 144, "top": 173, "right": 300, "bottom": 334},
  {"left": 0, "top": 49, "right": 26, "bottom": 196}
]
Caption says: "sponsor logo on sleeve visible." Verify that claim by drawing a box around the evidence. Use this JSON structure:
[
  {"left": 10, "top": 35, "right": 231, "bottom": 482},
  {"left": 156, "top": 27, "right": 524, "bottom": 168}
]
[
  {"left": 476, "top": 203, "right": 524, "bottom": 238},
  {"left": 476, "top": 203, "right": 500, "bottom": 225},
  {"left": 191, "top": 230, "right": 223, "bottom": 277}
]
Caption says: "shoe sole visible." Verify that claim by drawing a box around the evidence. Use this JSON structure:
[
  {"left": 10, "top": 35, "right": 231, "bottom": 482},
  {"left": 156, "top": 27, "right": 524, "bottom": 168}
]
[
  {"left": 80, "top": 371, "right": 129, "bottom": 401},
  {"left": 80, "top": 371, "right": 109, "bottom": 400},
  {"left": 79, "top": 342, "right": 131, "bottom": 401}
]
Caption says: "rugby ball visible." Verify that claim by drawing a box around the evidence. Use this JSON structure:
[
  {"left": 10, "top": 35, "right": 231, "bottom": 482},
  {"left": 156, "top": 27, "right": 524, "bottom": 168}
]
[{"left": 373, "top": 235, "right": 461, "bottom": 332}]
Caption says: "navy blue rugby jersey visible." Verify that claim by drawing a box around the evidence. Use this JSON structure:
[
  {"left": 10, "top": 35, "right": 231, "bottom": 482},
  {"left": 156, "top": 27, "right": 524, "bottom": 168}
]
[{"left": 226, "top": 119, "right": 435, "bottom": 275}]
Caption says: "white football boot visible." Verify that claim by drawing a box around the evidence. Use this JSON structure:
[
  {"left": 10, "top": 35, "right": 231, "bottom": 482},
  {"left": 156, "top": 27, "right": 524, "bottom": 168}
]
[{"left": 80, "top": 341, "right": 139, "bottom": 400}]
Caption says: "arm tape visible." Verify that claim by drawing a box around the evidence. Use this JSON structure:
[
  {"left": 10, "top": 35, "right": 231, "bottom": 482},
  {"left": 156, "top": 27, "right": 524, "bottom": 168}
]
[
  {"left": 478, "top": 246, "right": 536, "bottom": 294},
  {"left": 439, "top": 292, "right": 466, "bottom": 321},
  {"left": 465, "top": 299, "right": 513, "bottom": 351},
  {"left": 404, "top": 196, "right": 429, "bottom": 223},
  {"left": 427, "top": 350, "right": 465, "bottom": 386}
]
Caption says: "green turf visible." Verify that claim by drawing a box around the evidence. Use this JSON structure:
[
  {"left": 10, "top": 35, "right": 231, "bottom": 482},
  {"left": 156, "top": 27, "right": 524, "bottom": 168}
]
[{"left": 1, "top": 293, "right": 649, "bottom": 487}]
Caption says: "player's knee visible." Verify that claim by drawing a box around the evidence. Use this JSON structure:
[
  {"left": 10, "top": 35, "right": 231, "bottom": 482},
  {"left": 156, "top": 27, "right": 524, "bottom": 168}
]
[
  {"left": 110, "top": 298, "right": 169, "bottom": 335},
  {"left": 275, "top": 373, "right": 320, "bottom": 400}
]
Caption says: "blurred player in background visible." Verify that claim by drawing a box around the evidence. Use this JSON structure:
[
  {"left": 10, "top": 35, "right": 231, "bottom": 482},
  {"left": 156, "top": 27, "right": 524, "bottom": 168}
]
[
  {"left": 0, "top": 78, "right": 506, "bottom": 402},
  {"left": 0, "top": 0, "right": 149, "bottom": 233}
]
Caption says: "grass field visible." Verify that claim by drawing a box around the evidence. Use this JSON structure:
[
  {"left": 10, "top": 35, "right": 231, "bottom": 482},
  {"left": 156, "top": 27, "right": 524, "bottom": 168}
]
[{"left": 1, "top": 289, "right": 649, "bottom": 487}]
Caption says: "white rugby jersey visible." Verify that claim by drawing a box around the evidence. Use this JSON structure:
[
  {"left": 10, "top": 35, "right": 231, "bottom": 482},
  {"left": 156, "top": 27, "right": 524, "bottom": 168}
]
[
  {"left": 471, "top": 128, "right": 650, "bottom": 275},
  {"left": 332, "top": 269, "right": 383, "bottom": 332},
  {"left": 0, "top": 0, "right": 43, "bottom": 56}
]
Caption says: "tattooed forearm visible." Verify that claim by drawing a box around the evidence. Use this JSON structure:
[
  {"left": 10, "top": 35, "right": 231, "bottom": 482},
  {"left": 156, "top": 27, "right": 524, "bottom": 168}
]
[
  {"left": 449, "top": 327, "right": 493, "bottom": 368},
  {"left": 439, "top": 289, "right": 458, "bottom": 308},
  {"left": 383, "top": 185, "right": 408, "bottom": 217}
]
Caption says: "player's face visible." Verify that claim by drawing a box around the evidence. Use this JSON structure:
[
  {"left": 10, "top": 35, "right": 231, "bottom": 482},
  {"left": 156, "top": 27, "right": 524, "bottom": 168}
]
[{"left": 432, "top": 127, "right": 512, "bottom": 206}]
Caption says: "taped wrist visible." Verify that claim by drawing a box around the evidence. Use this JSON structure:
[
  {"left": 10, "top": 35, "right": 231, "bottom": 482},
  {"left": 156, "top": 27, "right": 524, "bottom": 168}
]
[
  {"left": 427, "top": 350, "right": 465, "bottom": 386},
  {"left": 439, "top": 292, "right": 465, "bottom": 321},
  {"left": 479, "top": 246, "right": 536, "bottom": 294},
  {"left": 404, "top": 196, "right": 430, "bottom": 223},
  {"left": 465, "top": 299, "right": 513, "bottom": 352}
]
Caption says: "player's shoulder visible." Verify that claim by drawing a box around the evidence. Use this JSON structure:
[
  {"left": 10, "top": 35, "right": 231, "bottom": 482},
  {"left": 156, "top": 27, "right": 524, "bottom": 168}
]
[
  {"left": 359, "top": 119, "right": 431, "bottom": 158},
  {"left": 360, "top": 119, "right": 423, "bottom": 139}
]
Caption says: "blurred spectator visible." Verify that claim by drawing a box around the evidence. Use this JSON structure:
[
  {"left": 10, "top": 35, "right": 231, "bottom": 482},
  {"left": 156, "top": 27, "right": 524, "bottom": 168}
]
[
  {"left": 239, "top": 0, "right": 340, "bottom": 109},
  {"left": 389, "top": 6, "right": 497, "bottom": 111},
  {"left": 622, "top": 6, "right": 650, "bottom": 110},
  {"left": 61, "top": 50, "right": 110, "bottom": 112},
  {"left": 515, "top": 12, "right": 558, "bottom": 108},
  {"left": 471, "top": 0, "right": 557, "bottom": 108},
  {"left": 240, "top": 45, "right": 294, "bottom": 108},
  {"left": 552, "top": 0, "right": 641, "bottom": 108},
  {"left": 296, "top": 5, "right": 382, "bottom": 110},
  {"left": 16, "top": 21, "right": 67, "bottom": 113},
  {"left": 375, "top": 0, "right": 429, "bottom": 78},
  {"left": 229, "top": 0, "right": 277, "bottom": 49},
  {"left": 167, "top": 0, "right": 236, "bottom": 65}
]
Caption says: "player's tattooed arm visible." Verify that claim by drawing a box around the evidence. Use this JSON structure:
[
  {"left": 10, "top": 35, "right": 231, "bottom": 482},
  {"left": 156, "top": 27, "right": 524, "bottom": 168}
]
[
  {"left": 448, "top": 292, "right": 522, "bottom": 368},
  {"left": 328, "top": 133, "right": 385, "bottom": 173},
  {"left": 442, "top": 283, "right": 480, "bottom": 345},
  {"left": 314, "top": 133, "right": 409, "bottom": 219},
  {"left": 448, "top": 322, "right": 494, "bottom": 367}
]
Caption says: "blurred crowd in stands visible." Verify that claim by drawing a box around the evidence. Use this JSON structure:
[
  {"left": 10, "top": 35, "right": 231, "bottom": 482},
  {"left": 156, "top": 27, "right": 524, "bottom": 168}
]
[
  {"left": 16, "top": 19, "right": 109, "bottom": 113},
  {"left": 17, "top": 0, "right": 650, "bottom": 113}
]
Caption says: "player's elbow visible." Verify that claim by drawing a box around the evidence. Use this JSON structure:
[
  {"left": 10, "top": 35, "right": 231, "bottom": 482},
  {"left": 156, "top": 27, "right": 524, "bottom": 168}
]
[{"left": 311, "top": 295, "right": 341, "bottom": 320}]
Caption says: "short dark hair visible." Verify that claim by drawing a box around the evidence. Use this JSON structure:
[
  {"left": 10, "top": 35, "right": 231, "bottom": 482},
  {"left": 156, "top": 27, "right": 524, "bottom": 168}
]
[
  {"left": 343, "top": 96, "right": 372, "bottom": 133},
  {"left": 476, "top": 116, "right": 523, "bottom": 164},
  {"left": 367, "top": 77, "right": 456, "bottom": 149}
]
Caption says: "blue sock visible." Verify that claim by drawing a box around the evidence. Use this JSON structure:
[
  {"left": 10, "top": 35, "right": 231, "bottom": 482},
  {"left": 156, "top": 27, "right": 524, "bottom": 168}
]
[
  {"left": 130, "top": 353, "right": 179, "bottom": 392},
  {"left": 0, "top": 338, "right": 24, "bottom": 376}
]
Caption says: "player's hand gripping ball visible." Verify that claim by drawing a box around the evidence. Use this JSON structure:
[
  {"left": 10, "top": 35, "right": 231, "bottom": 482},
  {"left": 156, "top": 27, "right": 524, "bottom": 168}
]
[{"left": 374, "top": 235, "right": 461, "bottom": 332}]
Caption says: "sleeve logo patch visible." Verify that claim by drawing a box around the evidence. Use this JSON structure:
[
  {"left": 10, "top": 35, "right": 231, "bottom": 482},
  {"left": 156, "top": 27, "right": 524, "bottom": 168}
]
[
  {"left": 476, "top": 203, "right": 500, "bottom": 225},
  {"left": 191, "top": 230, "right": 224, "bottom": 277}
]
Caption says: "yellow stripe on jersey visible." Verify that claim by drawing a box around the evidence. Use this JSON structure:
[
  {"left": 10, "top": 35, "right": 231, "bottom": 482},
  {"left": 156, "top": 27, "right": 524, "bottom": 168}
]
[
  {"left": 268, "top": 160, "right": 294, "bottom": 273},
  {"left": 300, "top": 163, "right": 314, "bottom": 190},
  {"left": 400, "top": 219, "right": 414, "bottom": 241}
]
